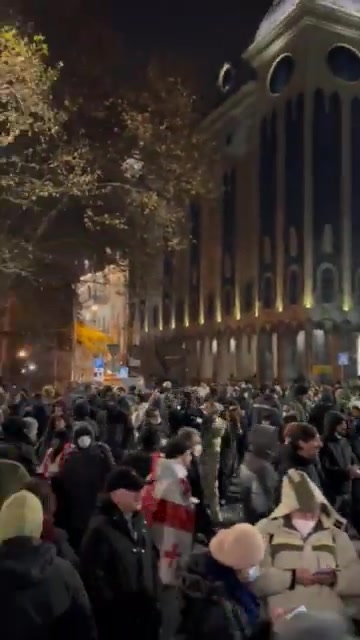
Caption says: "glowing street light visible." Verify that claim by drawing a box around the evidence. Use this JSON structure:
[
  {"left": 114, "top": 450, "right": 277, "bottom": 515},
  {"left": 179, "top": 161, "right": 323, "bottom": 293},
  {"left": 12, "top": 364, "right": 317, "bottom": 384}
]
[
  {"left": 17, "top": 349, "right": 28, "bottom": 358},
  {"left": 28, "top": 363, "right": 37, "bottom": 371},
  {"left": 91, "top": 304, "right": 98, "bottom": 311}
]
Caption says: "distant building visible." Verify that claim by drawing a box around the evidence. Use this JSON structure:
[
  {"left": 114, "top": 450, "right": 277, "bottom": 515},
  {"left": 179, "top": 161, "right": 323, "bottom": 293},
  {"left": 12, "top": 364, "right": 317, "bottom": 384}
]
[
  {"left": 133, "top": 0, "right": 360, "bottom": 383},
  {"left": 74, "top": 264, "right": 128, "bottom": 381}
]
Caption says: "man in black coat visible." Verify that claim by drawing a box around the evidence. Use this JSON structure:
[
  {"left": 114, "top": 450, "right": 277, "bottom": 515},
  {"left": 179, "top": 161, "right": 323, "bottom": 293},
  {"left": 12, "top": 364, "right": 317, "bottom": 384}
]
[{"left": 80, "top": 467, "right": 160, "bottom": 640}]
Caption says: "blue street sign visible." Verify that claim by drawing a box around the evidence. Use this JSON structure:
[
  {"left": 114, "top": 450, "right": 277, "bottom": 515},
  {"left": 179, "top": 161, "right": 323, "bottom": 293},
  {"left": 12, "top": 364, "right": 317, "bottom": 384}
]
[
  {"left": 93, "top": 357, "right": 104, "bottom": 368},
  {"left": 338, "top": 352, "right": 349, "bottom": 366}
]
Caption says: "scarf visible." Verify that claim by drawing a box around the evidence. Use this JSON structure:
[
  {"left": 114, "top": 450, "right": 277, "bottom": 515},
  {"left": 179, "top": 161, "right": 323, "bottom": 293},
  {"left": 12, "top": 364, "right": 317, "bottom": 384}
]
[{"left": 206, "top": 555, "right": 260, "bottom": 627}]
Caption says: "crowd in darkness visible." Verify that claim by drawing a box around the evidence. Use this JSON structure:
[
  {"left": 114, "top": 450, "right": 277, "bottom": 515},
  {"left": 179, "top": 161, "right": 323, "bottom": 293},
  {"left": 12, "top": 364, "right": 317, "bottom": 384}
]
[{"left": 1, "top": 379, "right": 360, "bottom": 640}]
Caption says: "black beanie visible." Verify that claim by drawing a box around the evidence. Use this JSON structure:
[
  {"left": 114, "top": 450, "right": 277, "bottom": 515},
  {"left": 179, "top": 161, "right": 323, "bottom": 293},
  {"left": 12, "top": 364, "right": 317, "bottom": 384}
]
[{"left": 105, "top": 466, "right": 145, "bottom": 493}]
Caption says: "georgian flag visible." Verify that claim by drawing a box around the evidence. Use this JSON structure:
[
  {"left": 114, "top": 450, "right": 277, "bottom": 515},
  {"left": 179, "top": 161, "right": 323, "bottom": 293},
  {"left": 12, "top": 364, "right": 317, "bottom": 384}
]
[{"left": 151, "top": 458, "right": 195, "bottom": 585}]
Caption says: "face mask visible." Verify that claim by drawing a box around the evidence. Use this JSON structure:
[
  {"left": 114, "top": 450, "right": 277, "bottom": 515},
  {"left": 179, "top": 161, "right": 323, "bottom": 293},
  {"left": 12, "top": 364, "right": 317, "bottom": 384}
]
[
  {"left": 292, "top": 518, "right": 316, "bottom": 538},
  {"left": 246, "top": 565, "right": 261, "bottom": 582},
  {"left": 77, "top": 435, "right": 92, "bottom": 449},
  {"left": 193, "top": 444, "right": 203, "bottom": 457},
  {"left": 150, "top": 419, "right": 160, "bottom": 426}
]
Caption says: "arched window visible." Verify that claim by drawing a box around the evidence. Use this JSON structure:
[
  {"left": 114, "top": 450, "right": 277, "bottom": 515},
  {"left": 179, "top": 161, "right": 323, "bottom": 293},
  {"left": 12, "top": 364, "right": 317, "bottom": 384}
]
[
  {"left": 318, "top": 266, "right": 336, "bottom": 304},
  {"left": 222, "top": 287, "right": 234, "bottom": 316},
  {"left": 262, "top": 274, "right": 274, "bottom": 309},
  {"left": 175, "top": 299, "right": 185, "bottom": 325},
  {"left": 287, "top": 268, "right": 301, "bottom": 305},
  {"left": 152, "top": 305, "right": 159, "bottom": 329},
  {"left": 206, "top": 292, "right": 215, "bottom": 322}
]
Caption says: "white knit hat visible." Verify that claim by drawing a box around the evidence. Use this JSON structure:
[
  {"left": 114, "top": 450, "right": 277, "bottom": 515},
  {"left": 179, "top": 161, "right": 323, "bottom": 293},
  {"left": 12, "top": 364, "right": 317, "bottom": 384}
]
[{"left": 0, "top": 490, "right": 43, "bottom": 543}]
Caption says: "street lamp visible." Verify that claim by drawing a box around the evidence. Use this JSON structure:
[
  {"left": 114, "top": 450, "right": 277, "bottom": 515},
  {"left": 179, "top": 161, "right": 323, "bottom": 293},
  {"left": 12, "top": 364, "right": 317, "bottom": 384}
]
[
  {"left": 28, "top": 363, "right": 37, "bottom": 371},
  {"left": 17, "top": 349, "right": 27, "bottom": 358}
]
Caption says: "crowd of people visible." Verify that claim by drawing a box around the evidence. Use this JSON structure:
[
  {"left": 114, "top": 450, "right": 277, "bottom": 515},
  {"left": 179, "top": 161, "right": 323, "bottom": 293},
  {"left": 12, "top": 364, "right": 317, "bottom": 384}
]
[{"left": 1, "top": 379, "right": 360, "bottom": 640}]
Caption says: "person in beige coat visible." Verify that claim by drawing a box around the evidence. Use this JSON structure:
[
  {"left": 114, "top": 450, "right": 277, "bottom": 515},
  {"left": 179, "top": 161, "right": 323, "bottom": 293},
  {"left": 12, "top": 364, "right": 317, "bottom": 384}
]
[{"left": 251, "top": 469, "right": 360, "bottom": 618}]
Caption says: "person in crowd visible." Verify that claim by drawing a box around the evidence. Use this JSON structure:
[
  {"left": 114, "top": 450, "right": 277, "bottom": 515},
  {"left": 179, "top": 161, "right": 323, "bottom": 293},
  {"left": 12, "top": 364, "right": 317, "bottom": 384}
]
[
  {"left": 308, "top": 387, "right": 335, "bottom": 436},
  {"left": 151, "top": 436, "right": 196, "bottom": 640},
  {"left": 53, "top": 424, "right": 113, "bottom": 552},
  {"left": 240, "top": 433, "right": 279, "bottom": 523},
  {"left": 201, "top": 400, "right": 226, "bottom": 522},
  {"left": 0, "top": 490, "right": 97, "bottom": 640},
  {"left": 132, "top": 391, "right": 151, "bottom": 431},
  {"left": 81, "top": 467, "right": 160, "bottom": 640},
  {"left": 31, "top": 392, "right": 50, "bottom": 441},
  {"left": 179, "top": 523, "right": 271, "bottom": 640},
  {"left": 320, "top": 411, "right": 360, "bottom": 516},
  {"left": 276, "top": 422, "right": 323, "bottom": 493},
  {"left": 251, "top": 469, "right": 360, "bottom": 620},
  {"left": 73, "top": 399, "right": 99, "bottom": 439},
  {"left": 178, "top": 426, "right": 213, "bottom": 540},
  {"left": 276, "top": 611, "right": 356, "bottom": 640},
  {"left": 0, "top": 459, "right": 30, "bottom": 508},
  {"left": 289, "top": 385, "right": 309, "bottom": 422},
  {"left": 140, "top": 406, "right": 168, "bottom": 443},
  {"left": 37, "top": 412, "right": 72, "bottom": 461},
  {"left": 25, "top": 476, "right": 78, "bottom": 566},
  {"left": 219, "top": 405, "right": 246, "bottom": 502},
  {"left": 0, "top": 416, "right": 38, "bottom": 475},
  {"left": 23, "top": 416, "right": 38, "bottom": 445},
  {"left": 104, "top": 402, "right": 135, "bottom": 461},
  {"left": 38, "top": 421, "right": 73, "bottom": 478}
]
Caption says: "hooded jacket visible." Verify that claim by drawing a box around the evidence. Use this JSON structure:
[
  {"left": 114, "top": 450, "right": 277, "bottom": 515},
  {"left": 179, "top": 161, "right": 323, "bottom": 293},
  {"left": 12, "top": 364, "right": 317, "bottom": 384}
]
[
  {"left": 0, "top": 491, "right": 97, "bottom": 640},
  {"left": 251, "top": 471, "right": 360, "bottom": 618}
]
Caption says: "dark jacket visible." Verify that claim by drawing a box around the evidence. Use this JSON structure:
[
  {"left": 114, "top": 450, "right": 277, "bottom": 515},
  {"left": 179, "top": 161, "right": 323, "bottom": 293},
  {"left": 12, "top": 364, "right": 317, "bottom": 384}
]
[
  {"left": 0, "top": 434, "right": 38, "bottom": 476},
  {"left": 275, "top": 445, "right": 324, "bottom": 500},
  {"left": 179, "top": 550, "right": 271, "bottom": 640},
  {"left": 320, "top": 435, "right": 355, "bottom": 503},
  {"left": 53, "top": 444, "right": 113, "bottom": 549},
  {"left": 308, "top": 396, "right": 335, "bottom": 436},
  {"left": 0, "top": 537, "right": 96, "bottom": 640},
  {"left": 188, "top": 455, "right": 214, "bottom": 539},
  {"left": 80, "top": 498, "right": 160, "bottom": 640}
]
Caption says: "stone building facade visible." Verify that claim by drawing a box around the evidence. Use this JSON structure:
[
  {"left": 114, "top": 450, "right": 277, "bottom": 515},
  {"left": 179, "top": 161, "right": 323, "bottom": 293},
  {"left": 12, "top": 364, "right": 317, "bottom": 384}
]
[{"left": 134, "top": 0, "right": 360, "bottom": 384}]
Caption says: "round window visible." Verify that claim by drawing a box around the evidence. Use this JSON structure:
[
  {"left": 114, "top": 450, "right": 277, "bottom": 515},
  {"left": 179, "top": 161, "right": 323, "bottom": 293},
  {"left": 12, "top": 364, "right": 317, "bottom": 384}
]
[
  {"left": 268, "top": 53, "right": 295, "bottom": 96},
  {"left": 327, "top": 45, "right": 360, "bottom": 83}
]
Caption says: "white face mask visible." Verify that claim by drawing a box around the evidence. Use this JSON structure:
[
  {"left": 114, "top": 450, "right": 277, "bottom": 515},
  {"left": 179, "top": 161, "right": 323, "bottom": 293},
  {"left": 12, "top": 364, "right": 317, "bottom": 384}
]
[
  {"left": 77, "top": 435, "right": 92, "bottom": 449},
  {"left": 246, "top": 565, "right": 261, "bottom": 582},
  {"left": 292, "top": 518, "right": 316, "bottom": 538},
  {"left": 238, "top": 565, "right": 260, "bottom": 583},
  {"left": 193, "top": 444, "right": 203, "bottom": 457}
]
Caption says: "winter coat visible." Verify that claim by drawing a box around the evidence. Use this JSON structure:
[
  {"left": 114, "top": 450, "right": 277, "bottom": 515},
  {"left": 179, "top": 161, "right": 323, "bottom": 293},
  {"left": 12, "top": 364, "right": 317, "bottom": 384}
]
[
  {"left": 276, "top": 445, "right": 324, "bottom": 497},
  {"left": 53, "top": 444, "right": 113, "bottom": 549},
  {"left": 320, "top": 435, "right": 356, "bottom": 504},
  {"left": 253, "top": 515, "right": 360, "bottom": 617},
  {"left": 0, "top": 459, "right": 30, "bottom": 508},
  {"left": 179, "top": 549, "right": 271, "bottom": 640},
  {"left": 0, "top": 536, "right": 97, "bottom": 640},
  {"left": 0, "top": 434, "right": 38, "bottom": 476},
  {"left": 80, "top": 498, "right": 160, "bottom": 640}
]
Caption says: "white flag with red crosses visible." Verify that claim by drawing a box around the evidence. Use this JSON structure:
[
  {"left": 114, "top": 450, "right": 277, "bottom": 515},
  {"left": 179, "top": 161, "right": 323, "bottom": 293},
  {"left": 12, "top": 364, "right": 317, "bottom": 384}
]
[{"left": 151, "top": 459, "right": 195, "bottom": 585}]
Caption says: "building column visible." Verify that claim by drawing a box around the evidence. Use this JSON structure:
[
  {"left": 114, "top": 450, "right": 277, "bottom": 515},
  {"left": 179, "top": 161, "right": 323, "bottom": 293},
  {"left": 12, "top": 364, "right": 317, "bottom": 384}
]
[
  {"left": 200, "top": 336, "right": 213, "bottom": 381},
  {"left": 250, "top": 332, "right": 258, "bottom": 379},
  {"left": 215, "top": 334, "right": 229, "bottom": 384}
]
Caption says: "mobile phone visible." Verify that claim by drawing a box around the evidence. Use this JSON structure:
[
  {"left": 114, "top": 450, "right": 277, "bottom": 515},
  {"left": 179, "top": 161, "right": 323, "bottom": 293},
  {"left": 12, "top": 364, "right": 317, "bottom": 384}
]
[
  {"left": 313, "top": 569, "right": 336, "bottom": 576},
  {"left": 286, "top": 606, "right": 307, "bottom": 620}
]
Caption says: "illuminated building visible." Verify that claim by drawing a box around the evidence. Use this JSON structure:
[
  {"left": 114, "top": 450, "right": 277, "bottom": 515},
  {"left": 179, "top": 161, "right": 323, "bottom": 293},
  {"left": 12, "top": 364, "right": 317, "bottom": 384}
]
[
  {"left": 135, "top": 0, "right": 360, "bottom": 383},
  {"left": 74, "top": 265, "right": 128, "bottom": 381}
]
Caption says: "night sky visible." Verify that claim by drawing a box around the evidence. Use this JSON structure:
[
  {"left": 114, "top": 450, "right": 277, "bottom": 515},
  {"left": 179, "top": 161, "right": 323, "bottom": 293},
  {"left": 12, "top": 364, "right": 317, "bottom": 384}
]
[{"left": 107, "top": 0, "right": 272, "bottom": 89}]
